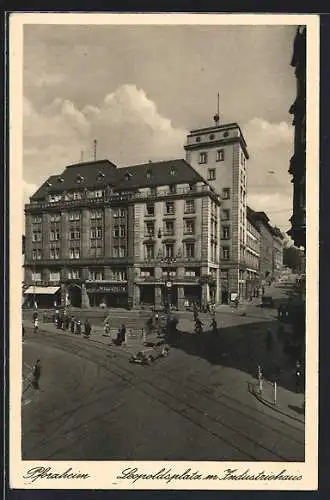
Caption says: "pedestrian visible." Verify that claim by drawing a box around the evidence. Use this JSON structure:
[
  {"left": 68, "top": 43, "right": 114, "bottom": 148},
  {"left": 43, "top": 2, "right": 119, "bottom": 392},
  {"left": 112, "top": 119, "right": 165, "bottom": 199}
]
[
  {"left": 295, "top": 360, "right": 303, "bottom": 393},
  {"left": 84, "top": 319, "right": 91, "bottom": 337},
  {"left": 76, "top": 320, "right": 82, "bottom": 335},
  {"left": 155, "top": 312, "right": 159, "bottom": 323},
  {"left": 70, "top": 316, "right": 75, "bottom": 334},
  {"left": 104, "top": 321, "right": 110, "bottom": 336},
  {"left": 33, "top": 317, "right": 39, "bottom": 333},
  {"left": 120, "top": 324, "right": 126, "bottom": 344},
  {"left": 32, "top": 359, "right": 41, "bottom": 390},
  {"left": 195, "top": 317, "right": 203, "bottom": 335},
  {"left": 33, "top": 310, "right": 38, "bottom": 322}
]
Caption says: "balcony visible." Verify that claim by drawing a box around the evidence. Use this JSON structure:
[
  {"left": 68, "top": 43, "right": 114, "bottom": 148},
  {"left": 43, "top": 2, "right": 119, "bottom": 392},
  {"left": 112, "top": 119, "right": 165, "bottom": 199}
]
[{"left": 25, "top": 184, "right": 221, "bottom": 212}]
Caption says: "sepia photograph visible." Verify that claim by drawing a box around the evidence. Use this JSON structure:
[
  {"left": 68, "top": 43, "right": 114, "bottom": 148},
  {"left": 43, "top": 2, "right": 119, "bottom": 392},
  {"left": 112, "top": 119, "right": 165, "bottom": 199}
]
[{"left": 9, "top": 13, "right": 319, "bottom": 490}]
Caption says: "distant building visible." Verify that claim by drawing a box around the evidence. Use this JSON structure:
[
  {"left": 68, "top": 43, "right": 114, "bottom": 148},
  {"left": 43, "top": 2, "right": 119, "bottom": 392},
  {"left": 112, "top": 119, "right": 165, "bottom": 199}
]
[
  {"left": 288, "top": 25, "right": 306, "bottom": 249},
  {"left": 271, "top": 226, "right": 284, "bottom": 277},
  {"left": 246, "top": 206, "right": 261, "bottom": 297},
  {"left": 24, "top": 159, "right": 221, "bottom": 310},
  {"left": 248, "top": 210, "right": 275, "bottom": 286},
  {"left": 184, "top": 119, "right": 249, "bottom": 302}
]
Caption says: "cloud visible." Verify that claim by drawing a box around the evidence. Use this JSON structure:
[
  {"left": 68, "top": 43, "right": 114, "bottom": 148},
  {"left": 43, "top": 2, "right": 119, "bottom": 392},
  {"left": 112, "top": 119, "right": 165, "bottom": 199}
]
[
  {"left": 243, "top": 117, "right": 294, "bottom": 231},
  {"left": 23, "top": 84, "right": 187, "bottom": 185}
]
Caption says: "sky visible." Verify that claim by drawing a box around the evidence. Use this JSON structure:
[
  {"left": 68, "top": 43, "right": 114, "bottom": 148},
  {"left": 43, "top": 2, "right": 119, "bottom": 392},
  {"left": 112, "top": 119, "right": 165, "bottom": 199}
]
[{"left": 23, "top": 22, "right": 297, "bottom": 232}]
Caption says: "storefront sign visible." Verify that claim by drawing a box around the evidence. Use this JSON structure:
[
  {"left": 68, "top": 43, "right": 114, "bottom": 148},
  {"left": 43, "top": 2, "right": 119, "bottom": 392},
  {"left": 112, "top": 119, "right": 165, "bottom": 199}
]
[{"left": 86, "top": 284, "right": 127, "bottom": 294}]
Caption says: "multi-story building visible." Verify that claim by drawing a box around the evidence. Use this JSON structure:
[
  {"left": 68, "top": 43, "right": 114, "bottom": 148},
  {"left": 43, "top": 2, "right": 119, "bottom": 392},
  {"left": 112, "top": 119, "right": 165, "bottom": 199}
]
[
  {"left": 248, "top": 210, "right": 274, "bottom": 286},
  {"left": 24, "top": 159, "right": 221, "bottom": 310},
  {"left": 288, "top": 25, "right": 306, "bottom": 250},
  {"left": 184, "top": 120, "right": 249, "bottom": 302},
  {"left": 271, "top": 226, "right": 284, "bottom": 278},
  {"left": 245, "top": 206, "right": 261, "bottom": 297}
]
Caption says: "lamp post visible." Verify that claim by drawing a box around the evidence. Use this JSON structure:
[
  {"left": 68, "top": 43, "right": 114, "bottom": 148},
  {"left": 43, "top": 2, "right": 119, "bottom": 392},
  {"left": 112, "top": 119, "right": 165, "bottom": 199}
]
[{"left": 157, "top": 228, "right": 176, "bottom": 313}]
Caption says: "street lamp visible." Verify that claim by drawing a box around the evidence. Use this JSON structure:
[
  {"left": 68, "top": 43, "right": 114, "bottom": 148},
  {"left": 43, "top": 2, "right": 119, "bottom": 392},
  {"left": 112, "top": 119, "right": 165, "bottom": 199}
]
[{"left": 157, "top": 229, "right": 176, "bottom": 313}]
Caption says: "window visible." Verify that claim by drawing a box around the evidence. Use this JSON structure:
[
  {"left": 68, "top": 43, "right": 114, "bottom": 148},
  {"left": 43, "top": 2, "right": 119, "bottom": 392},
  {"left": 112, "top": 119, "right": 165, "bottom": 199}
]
[
  {"left": 185, "top": 242, "right": 195, "bottom": 259},
  {"left": 113, "top": 246, "right": 126, "bottom": 257},
  {"left": 49, "top": 193, "right": 62, "bottom": 203},
  {"left": 209, "top": 133, "right": 215, "bottom": 140},
  {"left": 199, "top": 152, "right": 208, "bottom": 164},
  {"left": 196, "top": 136, "right": 201, "bottom": 143},
  {"left": 119, "top": 225, "right": 126, "bottom": 238},
  {"left": 145, "top": 243, "right": 154, "bottom": 260},
  {"left": 32, "top": 249, "right": 42, "bottom": 260},
  {"left": 222, "top": 247, "right": 230, "bottom": 260},
  {"left": 165, "top": 243, "right": 174, "bottom": 258},
  {"left": 164, "top": 220, "right": 174, "bottom": 236},
  {"left": 169, "top": 184, "right": 176, "bottom": 194},
  {"left": 94, "top": 227, "right": 103, "bottom": 239},
  {"left": 32, "top": 216, "right": 42, "bottom": 223},
  {"left": 216, "top": 149, "right": 224, "bottom": 162},
  {"left": 140, "top": 268, "right": 154, "bottom": 278},
  {"left": 112, "top": 270, "right": 127, "bottom": 281},
  {"left": 146, "top": 203, "right": 155, "bottom": 216},
  {"left": 68, "top": 269, "right": 80, "bottom": 280},
  {"left": 87, "top": 189, "right": 104, "bottom": 199},
  {"left": 149, "top": 187, "right": 157, "bottom": 196},
  {"left": 49, "top": 271, "right": 60, "bottom": 282},
  {"left": 145, "top": 221, "right": 154, "bottom": 237},
  {"left": 49, "top": 229, "right": 60, "bottom": 241},
  {"left": 69, "top": 247, "right": 80, "bottom": 259},
  {"left": 90, "top": 210, "right": 103, "bottom": 220},
  {"left": 184, "top": 219, "right": 195, "bottom": 234},
  {"left": 170, "top": 167, "right": 176, "bottom": 176},
  {"left": 113, "top": 209, "right": 119, "bottom": 218},
  {"left": 31, "top": 272, "right": 41, "bottom": 282},
  {"left": 69, "top": 211, "right": 80, "bottom": 221},
  {"left": 165, "top": 201, "right": 175, "bottom": 215},
  {"left": 90, "top": 246, "right": 103, "bottom": 258},
  {"left": 208, "top": 169, "right": 216, "bottom": 180},
  {"left": 162, "top": 268, "right": 176, "bottom": 278},
  {"left": 32, "top": 231, "right": 42, "bottom": 242},
  {"left": 70, "top": 229, "right": 80, "bottom": 240},
  {"left": 119, "top": 208, "right": 126, "bottom": 217},
  {"left": 50, "top": 247, "right": 60, "bottom": 260},
  {"left": 223, "top": 188, "right": 230, "bottom": 199},
  {"left": 184, "top": 200, "right": 195, "bottom": 214},
  {"left": 89, "top": 270, "right": 104, "bottom": 281},
  {"left": 73, "top": 191, "right": 82, "bottom": 200},
  {"left": 184, "top": 268, "right": 198, "bottom": 277},
  {"left": 113, "top": 226, "right": 120, "bottom": 238},
  {"left": 222, "top": 209, "right": 230, "bottom": 221},
  {"left": 222, "top": 226, "right": 230, "bottom": 240}
]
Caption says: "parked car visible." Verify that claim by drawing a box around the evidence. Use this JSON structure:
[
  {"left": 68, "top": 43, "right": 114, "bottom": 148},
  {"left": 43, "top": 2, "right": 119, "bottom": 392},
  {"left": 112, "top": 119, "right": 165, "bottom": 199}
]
[{"left": 129, "top": 340, "right": 170, "bottom": 365}]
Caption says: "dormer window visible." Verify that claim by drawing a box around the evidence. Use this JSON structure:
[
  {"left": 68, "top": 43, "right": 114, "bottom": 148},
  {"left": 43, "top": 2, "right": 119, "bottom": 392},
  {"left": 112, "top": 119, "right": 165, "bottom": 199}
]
[
  {"left": 196, "top": 136, "right": 201, "bottom": 143},
  {"left": 97, "top": 171, "right": 105, "bottom": 181},
  {"left": 57, "top": 177, "right": 64, "bottom": 183},
  {"left": 46, "top": 181, "right": 52, "bottom": 187},
  {"left": 124, "top": 172, "right": 132, "bottom": 181},
  {"left": 223, "top": 131, "right": 229, "bottom": 138},
  {"left": 146, "top": 168, "right": 152, "bottom": 179},
  {"left": 76, "top": 174, "right": 84, "bottom": 184},
  {"left": 170, "top": 167, "right": 176, "bottom": 176},
  {"left": 209, "top": 134, "right": 215, "bottom": 140}
]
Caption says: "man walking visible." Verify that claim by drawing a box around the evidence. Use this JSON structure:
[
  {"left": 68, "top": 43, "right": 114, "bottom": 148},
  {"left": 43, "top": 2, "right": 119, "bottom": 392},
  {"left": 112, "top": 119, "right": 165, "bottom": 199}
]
[
  {"left": 32, "top": 359, "right": 41, "bottom": 390},
  {"left": 33, "top": 316, "right": 39, "bottom": 333}
]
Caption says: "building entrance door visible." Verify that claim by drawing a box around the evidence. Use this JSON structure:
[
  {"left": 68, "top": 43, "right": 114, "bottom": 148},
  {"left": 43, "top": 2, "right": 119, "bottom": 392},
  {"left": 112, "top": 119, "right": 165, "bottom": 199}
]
[{"left": 68, "top": 285, "right": 82, "bottom": 308}]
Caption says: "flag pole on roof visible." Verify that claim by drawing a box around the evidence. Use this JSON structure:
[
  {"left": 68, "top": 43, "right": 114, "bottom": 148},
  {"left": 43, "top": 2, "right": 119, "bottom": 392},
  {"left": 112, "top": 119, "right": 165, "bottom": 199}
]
[
  {"left": 214, "top": 92, "right": 220, "bottom": 125},
  {"left": 93, "top": 140, "right": 97, "bottom": 161}
]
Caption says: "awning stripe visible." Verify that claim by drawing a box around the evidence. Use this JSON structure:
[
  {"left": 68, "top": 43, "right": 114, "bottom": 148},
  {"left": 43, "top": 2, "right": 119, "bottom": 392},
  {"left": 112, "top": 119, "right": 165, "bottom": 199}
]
[{"left": 24, "top": 286, "right": 60, "bottom": 295}]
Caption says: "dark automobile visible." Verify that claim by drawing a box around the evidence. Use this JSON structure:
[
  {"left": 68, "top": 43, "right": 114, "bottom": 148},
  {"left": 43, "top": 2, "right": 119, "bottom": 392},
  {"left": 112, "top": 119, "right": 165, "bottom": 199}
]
[{"left": 129, "top": 340, "right": 170, "bottom": 365}]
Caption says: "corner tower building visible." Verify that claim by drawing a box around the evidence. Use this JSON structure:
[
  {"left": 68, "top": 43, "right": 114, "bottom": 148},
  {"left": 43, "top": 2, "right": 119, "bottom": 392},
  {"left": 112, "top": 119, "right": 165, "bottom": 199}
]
[{"left": 184, "top": 119, "right": 249, "bottom": 302}]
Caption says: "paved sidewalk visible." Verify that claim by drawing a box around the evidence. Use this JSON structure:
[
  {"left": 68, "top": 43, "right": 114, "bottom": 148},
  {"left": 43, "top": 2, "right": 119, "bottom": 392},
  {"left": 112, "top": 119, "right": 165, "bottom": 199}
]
[{"left": 249, "top": 379, "right": 305, "bottom": 423}]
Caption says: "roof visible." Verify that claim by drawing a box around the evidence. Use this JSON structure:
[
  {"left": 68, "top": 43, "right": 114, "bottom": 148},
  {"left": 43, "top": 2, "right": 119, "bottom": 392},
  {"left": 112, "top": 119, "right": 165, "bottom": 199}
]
[
  {"left": 31, "top": 159, "right": 118, "bottom": 200},
  {"left": 113, "top": 159, "right": 209, "bottom": 190},
  {"left": 30, "top": 158, "right": 213, "bottom": 201}
]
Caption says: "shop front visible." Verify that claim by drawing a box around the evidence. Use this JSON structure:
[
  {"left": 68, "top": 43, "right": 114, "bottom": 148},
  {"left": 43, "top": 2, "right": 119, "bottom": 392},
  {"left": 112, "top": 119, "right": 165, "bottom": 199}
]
[
  {"left": 23, "top": 286, "right": 61, "bottom": 309},
  {"left": 85, "top": 283, "right": 128, "bottom": 308},
  {"left": 183, "top": 285, "right": 202, "bottom": 309}
]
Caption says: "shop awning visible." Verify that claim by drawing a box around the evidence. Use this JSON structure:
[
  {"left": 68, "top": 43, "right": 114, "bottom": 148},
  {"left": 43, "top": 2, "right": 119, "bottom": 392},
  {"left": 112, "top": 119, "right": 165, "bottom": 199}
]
[{"left": 24, "top": 286, "right": 60, "bottom": 295}]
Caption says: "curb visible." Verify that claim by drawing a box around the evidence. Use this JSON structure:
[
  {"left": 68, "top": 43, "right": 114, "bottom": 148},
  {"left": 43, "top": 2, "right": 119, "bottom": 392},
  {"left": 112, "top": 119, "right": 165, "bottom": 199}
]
[{"left": 248, "top": 382, "right": 305, "bottom": 424}]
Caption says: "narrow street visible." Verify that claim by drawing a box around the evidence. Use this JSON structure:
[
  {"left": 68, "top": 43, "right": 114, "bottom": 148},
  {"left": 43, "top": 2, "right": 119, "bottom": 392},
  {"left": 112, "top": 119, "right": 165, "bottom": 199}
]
[{"left": 22, "top": 320, "right": 304, "bottom": 462}]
